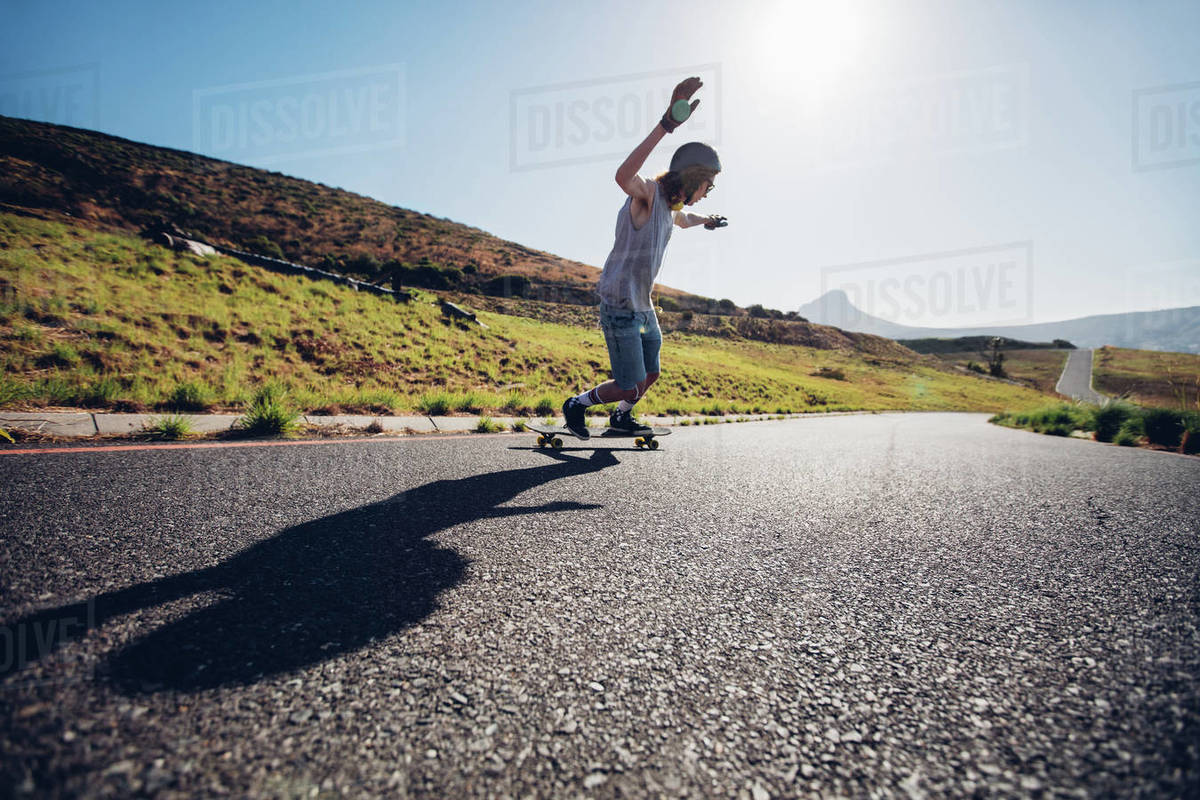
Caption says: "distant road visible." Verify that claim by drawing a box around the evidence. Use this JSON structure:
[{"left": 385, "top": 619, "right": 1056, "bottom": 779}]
[
  {"left": 1056, "top": 348, "right": 1108, "bottom": 403},
  {"left": 2, "top": 414, "right": 1197, "bottom": 797}
]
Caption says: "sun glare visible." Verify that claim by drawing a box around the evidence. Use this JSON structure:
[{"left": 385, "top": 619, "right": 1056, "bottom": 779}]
[{"left": 756, "top": 0, "right": 866, "bottom": 92}]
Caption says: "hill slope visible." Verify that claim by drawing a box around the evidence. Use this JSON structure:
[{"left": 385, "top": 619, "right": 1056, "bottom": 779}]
[
  {"left": 0, "top": 115, "right": 734, "bottom": 311},
  {"left": 0, "top": 213, "right": 1054, "bottom": 416}
]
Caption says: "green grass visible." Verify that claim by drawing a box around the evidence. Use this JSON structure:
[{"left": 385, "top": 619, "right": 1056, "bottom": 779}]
[
  {"left": 991, "top": 402, "right": 1091, "bottom": 437},
  {"left": 235, "top": 385, "right": 302, "bottom": 437},
  {"left": 992, "top": 400, "right": 1200, "bottom": 454},
  {"left": 474, "top": 416, "right": 502, "bottom": 433},
  {"left": 148, "top": 414, "right": 194, "bottom": 440},
  {"left": 0, "top": 213, "right": 1058, "bottom": 419}
]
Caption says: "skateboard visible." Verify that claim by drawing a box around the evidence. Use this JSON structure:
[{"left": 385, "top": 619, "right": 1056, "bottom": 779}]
[{"left": 528, "top": 423, "right": 671, "bottom": 450}]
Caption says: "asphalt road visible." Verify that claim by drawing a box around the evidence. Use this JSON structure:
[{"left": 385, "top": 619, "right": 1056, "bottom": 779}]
[
  {"left": 1055, "top": 350, "right": 1108, "bottom": 405},
  {"left": 2, "top": 413, "right": 1197, "bottom": 798}
]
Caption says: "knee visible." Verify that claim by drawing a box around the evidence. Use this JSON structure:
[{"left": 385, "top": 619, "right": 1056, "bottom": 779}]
[{"left": 619, "top": 387, "right": 640, "bottom": 403}]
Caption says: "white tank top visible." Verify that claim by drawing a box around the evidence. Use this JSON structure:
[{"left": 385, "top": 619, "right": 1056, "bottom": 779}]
[{"left": 596, "top": 182, "right": 674, "bottom": 311}]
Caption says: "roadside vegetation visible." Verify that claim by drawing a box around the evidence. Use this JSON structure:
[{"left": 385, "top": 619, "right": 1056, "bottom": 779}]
[
  {"left": 0, "top": 214, "right": 1056, "bottom": 423},
  {"left": 991, "top": 400, "right": 1200, "bottom": 455}
]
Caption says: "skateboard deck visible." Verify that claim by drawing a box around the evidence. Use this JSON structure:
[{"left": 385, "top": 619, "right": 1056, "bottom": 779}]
[{"left": 528, "top": 423, "right": 671, "bottom": 450}]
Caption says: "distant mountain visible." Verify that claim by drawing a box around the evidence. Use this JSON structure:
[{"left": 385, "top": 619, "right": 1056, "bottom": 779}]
[{"left": 797, "top": 290, "right": 1200, "bottom": 354}]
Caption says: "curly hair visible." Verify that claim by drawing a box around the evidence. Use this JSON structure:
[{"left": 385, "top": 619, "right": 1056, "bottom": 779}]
[{"left": 655, "top": 165, "right": 719, "bottom": 207}]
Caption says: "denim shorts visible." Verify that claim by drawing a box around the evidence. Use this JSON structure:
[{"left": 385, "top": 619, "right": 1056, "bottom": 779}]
[{"left": 599, "top": 304, "right": 662, "bottom": 390}]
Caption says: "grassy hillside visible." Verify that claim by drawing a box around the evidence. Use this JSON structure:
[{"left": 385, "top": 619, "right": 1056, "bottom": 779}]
[
  {"left": 0, "top": 213, "right": 1055, "bottom": 417},
  {"left": 928, "top": 349, "right": 1070, "bottom": 395},
  {"left": 1093, "top": 346, "right": 1200, "bottom": 409},
  {"left": 0, "top": 115, "right": 728, "bottom": 312}
]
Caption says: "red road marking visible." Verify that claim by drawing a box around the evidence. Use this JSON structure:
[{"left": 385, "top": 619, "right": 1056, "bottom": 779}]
[{"left": 0, "top": 433, "right": 504, "bottom": 456}]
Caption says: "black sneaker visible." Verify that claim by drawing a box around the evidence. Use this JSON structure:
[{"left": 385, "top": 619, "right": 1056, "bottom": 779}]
[
  {"left": 609, "top": 409, "right": 652, "bottom": 434},
  {"left": 562, "top": 398, "right": 590, "bottom": 439}
]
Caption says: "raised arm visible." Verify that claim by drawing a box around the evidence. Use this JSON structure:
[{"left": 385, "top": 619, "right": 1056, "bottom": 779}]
[
  {"left": 614, "top": 76, "right": 704, "bottom": 201},
  {"left": 615, "top": 125, "right": 668, "bottom": 202}
]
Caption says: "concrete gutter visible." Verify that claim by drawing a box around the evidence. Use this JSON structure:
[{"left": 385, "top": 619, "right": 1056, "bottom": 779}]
[{"left": 0, "top": 411, "right": 801, "bottom": 439}]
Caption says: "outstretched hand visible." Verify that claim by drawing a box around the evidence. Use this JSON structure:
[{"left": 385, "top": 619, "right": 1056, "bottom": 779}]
[
  {"left": 661, "top": 76, "right": 703, "bottom": 132},
  {"left": 704, "top": 215, "right": 728, "bottom": 230},
  {"left": 671, "top": 76, "right": 703, "bottom": 118}
]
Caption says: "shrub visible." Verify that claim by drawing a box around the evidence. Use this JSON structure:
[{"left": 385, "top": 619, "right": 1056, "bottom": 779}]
[
  {"left": 0, "top": 376, "right": 27, "bottom": 406},
  {"left": 345, "top": 253, "right": 381, "bottom": 275},
  {"left": 236, "top": 384, "right": 301, "bottom": 437},
  {"left": 167, "top": 380, "right": 213, "bottom": 412},
  {"left": 812, "top": 366, "right": 846, "bottom": 381},
  {"left": 393, "top": 263, "right": 464, "bottom": 290},
  {"left": 1179, "top": 412, "right": 1200, "bottom": 454},
  {"left": 501, "top": 390, "right": 532, "bottom": 414},
  {"left": 149, "top": 414, "right": 194, "bottom": 440},
  {"left": 534, "top": 395, "right": 558, "bottom": 416},
  {"left": 80, "top": 377, "right": 121, "bottom": 408},
  {"left": 1090, "top": 402, "right": 1137, "bottom": 443},
  {"left": 245, "top": 235, "right": 285, "bottom": 260},
  {"left": 1142, "top": 407, "right": 1185, "bottom": 449},
  {"left": 417, "top": 391, "right": 453, "bottom": 416},
  {"left": 452, "top": 392, "right": 486, "bottom": 414},
  {"left": 1114, "top": 416, "right": 1144, "bottom": 447},
  {"left": 474, "top": 416, "right": 501, "bottom": 433},
  {"left": 1017, "top": 403, "right": 1088, "bottom": 435}
]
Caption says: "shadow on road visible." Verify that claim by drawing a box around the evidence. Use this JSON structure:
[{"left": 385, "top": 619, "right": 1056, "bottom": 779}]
[{"left": 2, "top": 448, "right": 616, "bottom": 693}]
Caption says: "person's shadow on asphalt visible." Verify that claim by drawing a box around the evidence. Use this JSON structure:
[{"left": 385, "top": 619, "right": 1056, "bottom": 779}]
[{"left": 1, "top": 448, "right": 616, "bottom": 693}]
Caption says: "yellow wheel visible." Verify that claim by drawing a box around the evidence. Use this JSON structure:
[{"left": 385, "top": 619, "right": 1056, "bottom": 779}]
[
  {"left": 552, "top": 437, "right": 564, "bottom": 449},
  {"left": 634, "top": 437, "right": 645, "bottom": 448},
  {"left": 536, "top": 435, "right": 547, "bottom": 448},
  {"left": 648, "top": 438, "right": 660, "bottom": 450}
]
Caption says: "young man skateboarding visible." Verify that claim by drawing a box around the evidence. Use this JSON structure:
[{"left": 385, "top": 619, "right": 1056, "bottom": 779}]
[{"left": 562, "top": 76, "right": 728, "bottom": 439}]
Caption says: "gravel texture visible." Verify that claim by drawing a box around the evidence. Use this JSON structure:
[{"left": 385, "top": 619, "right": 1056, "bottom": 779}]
[{"left": 1, "top": 412, "right": 1197, "bottom": 798}]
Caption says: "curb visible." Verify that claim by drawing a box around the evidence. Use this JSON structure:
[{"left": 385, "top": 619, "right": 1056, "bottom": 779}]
[{"left": 0, "top": 411, "right": 821, "bottom": 440}]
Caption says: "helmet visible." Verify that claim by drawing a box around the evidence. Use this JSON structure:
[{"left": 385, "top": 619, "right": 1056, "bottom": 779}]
[{"left": 670, "top": 142, "right": 721, "bottom": 173}]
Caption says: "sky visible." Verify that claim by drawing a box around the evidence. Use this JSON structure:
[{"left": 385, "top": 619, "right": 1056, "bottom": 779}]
[{"left": 2, "top": 0, "right": 1198, "bottom": 329}]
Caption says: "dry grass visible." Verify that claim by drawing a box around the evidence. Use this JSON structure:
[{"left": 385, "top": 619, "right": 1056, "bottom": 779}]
[
  {"left": 0, "top": 213, "right": 1056, "bottom": 417},
  {"left": 1093, "top": 346, "right": 1200, "bottom": 409}
]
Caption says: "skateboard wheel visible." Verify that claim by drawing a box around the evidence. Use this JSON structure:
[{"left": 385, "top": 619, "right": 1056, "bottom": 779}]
[
  {"left": 536, "top": 435, "right": 546, "bottom": 447},
  {"left": 634, "top": 438, "right": 645, "bottom": 448},
  {"left": 552, "top": 437, "right": 563, "bottom": 449},
  {"left": 648, "top": 438, "right": 660, "bottom": 450}
]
